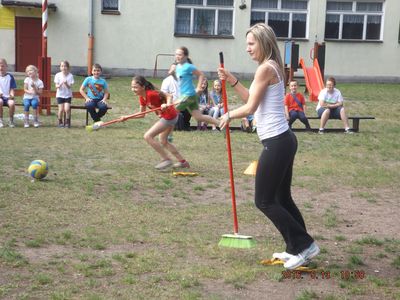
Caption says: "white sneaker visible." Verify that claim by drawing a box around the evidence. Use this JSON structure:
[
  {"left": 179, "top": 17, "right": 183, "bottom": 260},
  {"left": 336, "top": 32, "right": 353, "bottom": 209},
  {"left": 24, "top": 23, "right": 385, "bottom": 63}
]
[
  {"left": 155, "top": 159, "right": 172, "bottom": 170},
  {"left": 24, "top": 123, "right": 30, "bottom": 128},
  {"left": 272, "top": 251, "right": 295, "bottom": 262},
  {"left": 0, "top": 120, "right": 3, "bottom": 128},
  {"left": 172, "top": 161, "right": 190, "bottom": 169},
  {"left": 8, "top": 121, "right": 15, "bottom": 128},
  {"left": 345, "top": 129, "right": 353, "bottom": 134},
  {"left": 283, "top": 242, "right": 320, "bottom": 270},
  {"left": 34, "top": 121, "right": 40, "bottom": 128}
]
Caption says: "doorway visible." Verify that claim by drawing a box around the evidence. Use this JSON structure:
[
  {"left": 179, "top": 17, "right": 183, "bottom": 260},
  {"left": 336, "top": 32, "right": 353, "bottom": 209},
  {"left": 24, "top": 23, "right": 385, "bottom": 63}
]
[{"left": 15, "top": 17, "right": 41, "bottom": 72}]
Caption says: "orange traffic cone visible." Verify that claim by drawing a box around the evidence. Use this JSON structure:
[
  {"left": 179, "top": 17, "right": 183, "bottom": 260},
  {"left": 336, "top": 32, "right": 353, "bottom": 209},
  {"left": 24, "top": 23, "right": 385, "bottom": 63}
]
[{"left": 244, "top": 160, "right": 258, "bottom": 176}]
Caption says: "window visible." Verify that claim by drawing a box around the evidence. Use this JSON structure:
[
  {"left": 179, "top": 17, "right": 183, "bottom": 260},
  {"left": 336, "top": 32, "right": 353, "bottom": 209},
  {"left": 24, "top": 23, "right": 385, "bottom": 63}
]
[
  {"left": 325, "top": 1, "right": 384, "bottom": 41},
  {"left": 250, "top": 0, "right": 308, "bottom": 39},
  {"left": 175, "top": 0, "right": 234, "bottom": 37},
  {"left": 102, "top": 0, "right": 120, "bottom": 14}
]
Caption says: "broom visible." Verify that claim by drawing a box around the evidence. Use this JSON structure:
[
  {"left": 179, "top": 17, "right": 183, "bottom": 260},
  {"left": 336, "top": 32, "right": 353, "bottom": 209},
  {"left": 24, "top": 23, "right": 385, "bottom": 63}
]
[
  {"left": 218, "top": 52, "right": 256, "bottom": 249},
  {"left": 85, "top": 104, "right": 175, "bottom": 132}
]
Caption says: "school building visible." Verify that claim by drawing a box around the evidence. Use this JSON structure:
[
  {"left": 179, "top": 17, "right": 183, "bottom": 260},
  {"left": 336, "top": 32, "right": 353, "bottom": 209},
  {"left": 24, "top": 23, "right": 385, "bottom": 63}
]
[{"left": 0, "top": 0, "right": 399, "bottom": 82}]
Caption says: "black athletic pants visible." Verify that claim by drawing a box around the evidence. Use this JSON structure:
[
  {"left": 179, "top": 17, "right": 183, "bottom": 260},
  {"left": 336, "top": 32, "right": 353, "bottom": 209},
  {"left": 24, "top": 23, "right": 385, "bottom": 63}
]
[{"left": 255, "top": 129, "right": 314, "bottom": 254}]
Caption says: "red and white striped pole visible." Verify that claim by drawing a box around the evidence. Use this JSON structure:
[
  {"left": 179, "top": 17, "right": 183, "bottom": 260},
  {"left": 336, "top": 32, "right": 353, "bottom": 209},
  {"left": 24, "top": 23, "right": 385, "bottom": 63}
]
[{"left": 42, "top": 0, "right": 48, "bottom": 57}]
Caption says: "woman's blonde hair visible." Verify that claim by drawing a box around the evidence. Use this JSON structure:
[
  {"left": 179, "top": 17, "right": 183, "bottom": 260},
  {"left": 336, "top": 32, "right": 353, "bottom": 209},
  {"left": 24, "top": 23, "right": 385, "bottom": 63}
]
[{"left": 246, "top": 23, "right": 284, "bottom": 76}]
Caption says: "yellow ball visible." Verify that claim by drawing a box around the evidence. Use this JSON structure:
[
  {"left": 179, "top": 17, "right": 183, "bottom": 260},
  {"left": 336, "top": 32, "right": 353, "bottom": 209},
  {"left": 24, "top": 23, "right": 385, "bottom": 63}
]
[{"left": 28, "top": 160, "right": 49, "bottom": 180}]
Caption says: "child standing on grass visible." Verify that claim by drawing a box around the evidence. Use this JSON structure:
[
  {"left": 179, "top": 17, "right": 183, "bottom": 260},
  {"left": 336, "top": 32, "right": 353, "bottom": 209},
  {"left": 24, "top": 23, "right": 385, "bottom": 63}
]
[
  {"left": 131, "top": 76, "right": 189, "bottom": 170},
  {"left": 80, "top": 63, "right": 109, "bottom": 123},
  {"left": 284, "top": 80, "right": 311, "bottom": 130},
  {"left": 23, "top": 65, "right": 43, "bottom": 128},
  {"left": 208, "top": 79, "right": 224, "bottom": 131},
  {"left": 0, "top": 58, "right": 17, "bottom": 128},
  {"left": 174, "top": 46, "right": 220, "bottom": 129},
  {"left": 54, "top": 61, "right": 74, "bottom": 128}
]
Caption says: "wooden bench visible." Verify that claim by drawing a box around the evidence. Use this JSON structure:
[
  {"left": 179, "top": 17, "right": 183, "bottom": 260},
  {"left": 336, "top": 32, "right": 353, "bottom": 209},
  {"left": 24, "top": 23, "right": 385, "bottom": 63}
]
[
  {"left": 13, "top": 89, "right": 111, "bottom": 125},
  {"left": 189, "top": 116, "right": 374, "bottom": 133},
  {"left": 291, "top": 116, "right": 375, "bottom": 133}
]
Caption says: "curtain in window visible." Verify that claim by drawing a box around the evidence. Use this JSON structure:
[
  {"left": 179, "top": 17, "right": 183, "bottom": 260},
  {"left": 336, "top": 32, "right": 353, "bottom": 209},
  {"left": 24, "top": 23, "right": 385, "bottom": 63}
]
[
  {"left": 356, "top": 2, "right": 383, "bottom": 12},
  {"left": 103, "top": 0, "right": 118, "bottom": 10},
  {"left": 176, "top": 8, "right": 191, "bottom": 34},
  {"left": 366, "top": 15, "right": 381, "bottom": 39},
  {"left": 218, "top": 10, "right": 233, "bottom": 35},
  {"left": 252, "top": 0, "right": 278, "bottom": 9},
  {"left": 326, "top": 1, "right": 352, "bottom": 11},
  {"left": 208, "top": 0, "right": 233, "bottom": 6},
  {"left": 177, "top": 0, "right": 203, "bottom": 5},
  {"left": 268, "top": 12, "right": 289, "bottom": 37},
  {"left": 292, "top": 13, "right": 306, "bottom": 38},
  {"left": 325, "top": 14, "right": 339, "bottom": 39},
  {"left": 342, "top": 14, "right": 363, "bottom": 39},
  {"left": 281, "top": 0, "right": 308, "bottom": 10},
  {"left": 250, "top": 11, "right": 266, "bottom": 26},
  {"left": 193, "top": 9, "right": 215, "bottom": 34}
]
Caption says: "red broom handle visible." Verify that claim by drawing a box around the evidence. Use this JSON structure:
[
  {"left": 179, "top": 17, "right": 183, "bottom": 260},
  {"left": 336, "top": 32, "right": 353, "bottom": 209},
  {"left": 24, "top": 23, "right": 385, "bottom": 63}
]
[
  {"left": 219, "top": 52, "right": 239, "bottom": 235},
  {"left": 100, "top": 103, "right": 177, "bottom": 127}
]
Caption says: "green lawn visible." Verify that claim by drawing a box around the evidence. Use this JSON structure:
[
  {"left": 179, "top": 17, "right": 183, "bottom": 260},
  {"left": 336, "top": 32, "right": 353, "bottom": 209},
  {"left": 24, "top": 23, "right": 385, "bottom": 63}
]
[{"left": 0, "top": 78, "right": 399, "bottom": 300}]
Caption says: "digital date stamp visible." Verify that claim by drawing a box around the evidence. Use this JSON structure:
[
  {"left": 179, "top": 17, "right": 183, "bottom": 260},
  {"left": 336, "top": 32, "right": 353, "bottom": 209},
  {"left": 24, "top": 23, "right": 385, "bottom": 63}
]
[{"left": 281, "top": 269, "right": 366, "bottom": 280}]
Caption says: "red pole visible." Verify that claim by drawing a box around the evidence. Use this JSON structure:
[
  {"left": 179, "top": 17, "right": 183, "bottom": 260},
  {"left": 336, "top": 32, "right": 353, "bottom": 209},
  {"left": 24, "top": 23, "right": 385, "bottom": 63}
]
[
  {"left": 39, "top": 0, "right": 51, "bottom": 115},
  {"left": 219, "top": 52, "right": 239, "bottom": 235}
]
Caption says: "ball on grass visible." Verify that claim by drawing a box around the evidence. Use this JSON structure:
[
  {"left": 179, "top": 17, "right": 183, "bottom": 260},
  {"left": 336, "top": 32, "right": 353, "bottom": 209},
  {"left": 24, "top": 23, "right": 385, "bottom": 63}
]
[{"left": 28, "top": 160, "right": 49, "bottom": 180}]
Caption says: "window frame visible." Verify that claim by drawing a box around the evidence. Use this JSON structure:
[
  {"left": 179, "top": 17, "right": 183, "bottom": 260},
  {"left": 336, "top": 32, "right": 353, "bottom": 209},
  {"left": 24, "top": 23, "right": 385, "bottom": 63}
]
[
  {"left": 101, "top": 0, "right": 120, "bottom": 15},
  {"left": 174, "top": 0, "right": 235, "bottom": 38},
  {"left": 250, "top": 0, "right": 309, "bottom": 40},
  {"left": 324, "top": 0, "right": 385, "bottom": 42}
]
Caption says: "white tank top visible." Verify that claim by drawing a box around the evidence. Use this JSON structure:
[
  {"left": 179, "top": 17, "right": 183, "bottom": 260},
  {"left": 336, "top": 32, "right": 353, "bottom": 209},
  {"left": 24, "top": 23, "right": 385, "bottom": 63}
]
[{"left": 252, "top": 62, "right": 289, "bottom": 140}]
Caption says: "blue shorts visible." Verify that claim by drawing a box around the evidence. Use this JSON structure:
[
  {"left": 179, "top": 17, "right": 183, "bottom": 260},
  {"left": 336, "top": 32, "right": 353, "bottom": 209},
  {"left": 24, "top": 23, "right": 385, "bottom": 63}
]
[
  {"left": 23, "top": 98, "right": 39, "bottom": 111},
  {"left": 317, "top": 106, "right": 343, "bottom": 119},
  {"left": 0, "top": 97, "right": 13, "bottom": 107}
]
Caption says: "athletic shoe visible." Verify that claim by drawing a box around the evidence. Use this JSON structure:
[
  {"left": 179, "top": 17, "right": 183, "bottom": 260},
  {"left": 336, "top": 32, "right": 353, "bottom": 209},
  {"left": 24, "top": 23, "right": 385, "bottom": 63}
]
[
  {"left": 272, "top": 251, "right": 295, "bottom": 262},
  {"left": 24, "top": 123, "right": 30, "bottom": 128},
  {"left": 0, "top": 119, "right": 3, "bottom": 128},
  {"left": 8, "top": 121, "right": 15, "bottom": 128},
  {"left": 318, "top": 129, "right": 324, "bottom": 135},
  {"left": 283, "top": 242, "right": 320, "bottom": 270},
  {"left": 155, "top": 159, "right": 172, "bottom": 170},
  {"left": 345, "top": 129, "right": 353, "bottom": 134},
  {"left": 33, "top": 121, "right": 40, "bottom": 128},
  {"left": 173, "top": 161, "right": 190, "bottom": 169}
]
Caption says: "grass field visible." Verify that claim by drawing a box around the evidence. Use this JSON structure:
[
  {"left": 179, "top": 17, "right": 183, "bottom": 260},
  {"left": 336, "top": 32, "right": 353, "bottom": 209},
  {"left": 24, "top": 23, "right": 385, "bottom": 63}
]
[{"left": 0, "top": 77, "right": 399, "bottom": 300}]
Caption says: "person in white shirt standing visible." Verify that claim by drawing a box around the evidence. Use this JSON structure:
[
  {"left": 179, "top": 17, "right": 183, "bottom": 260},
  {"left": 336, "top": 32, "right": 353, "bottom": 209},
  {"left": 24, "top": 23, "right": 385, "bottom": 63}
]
[
  {"left": 54, "top": 61, "right": 74, "bottom": 128},
  {"left": 317, "top": 77, "right": 353, "bottom": 134},
  {"left": 218, "top": 23, "right": 319, "bottom": 270}
]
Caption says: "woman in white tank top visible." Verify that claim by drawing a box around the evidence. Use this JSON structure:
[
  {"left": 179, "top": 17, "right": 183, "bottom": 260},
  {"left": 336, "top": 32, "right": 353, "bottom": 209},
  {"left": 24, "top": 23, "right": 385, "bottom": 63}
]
[{"left": 218, "top": 23, "right": 319, "bottom": 270}]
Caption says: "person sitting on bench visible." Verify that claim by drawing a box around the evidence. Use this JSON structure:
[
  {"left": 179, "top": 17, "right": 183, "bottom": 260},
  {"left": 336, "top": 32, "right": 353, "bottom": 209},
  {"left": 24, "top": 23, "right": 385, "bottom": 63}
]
[{"left": 317, "top": 77, "right": 353, "bottom": 134}]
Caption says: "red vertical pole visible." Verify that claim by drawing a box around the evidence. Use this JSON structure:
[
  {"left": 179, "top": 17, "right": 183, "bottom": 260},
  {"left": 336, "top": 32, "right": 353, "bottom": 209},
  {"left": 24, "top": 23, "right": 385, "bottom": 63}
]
[
  {"left": 38, "top": 0, "right": 51, "bottom": 115},
  {"left": 219, "top": 52, "right": 239, "bottom": 235}
]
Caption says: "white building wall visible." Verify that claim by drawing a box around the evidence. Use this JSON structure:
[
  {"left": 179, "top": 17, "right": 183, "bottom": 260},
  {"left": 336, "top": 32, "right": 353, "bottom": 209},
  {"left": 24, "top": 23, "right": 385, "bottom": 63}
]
[{"left": 1, "top": 0, "right": 399, "bottom": 81}]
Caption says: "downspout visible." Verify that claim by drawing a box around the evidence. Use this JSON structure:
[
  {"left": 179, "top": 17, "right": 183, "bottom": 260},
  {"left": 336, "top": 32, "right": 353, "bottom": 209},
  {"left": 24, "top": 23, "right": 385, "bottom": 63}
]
[{"left": 87, "top": 0, "right": 94, "bottom": 75}]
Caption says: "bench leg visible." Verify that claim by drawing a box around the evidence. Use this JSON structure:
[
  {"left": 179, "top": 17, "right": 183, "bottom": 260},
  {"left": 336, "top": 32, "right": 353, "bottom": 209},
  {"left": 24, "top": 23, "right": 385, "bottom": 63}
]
[
  {"left": 352, "top": 119, "right": 360, "bottom": 132},
  {"left": 86, "top": 110, "right": 89, "bottom": 126}
]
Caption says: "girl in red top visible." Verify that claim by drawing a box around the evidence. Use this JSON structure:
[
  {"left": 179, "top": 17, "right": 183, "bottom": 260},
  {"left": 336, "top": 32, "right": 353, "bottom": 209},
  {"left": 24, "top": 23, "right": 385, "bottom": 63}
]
[{"left": 131, "top": 76, "right": 189, "bottom": 170}]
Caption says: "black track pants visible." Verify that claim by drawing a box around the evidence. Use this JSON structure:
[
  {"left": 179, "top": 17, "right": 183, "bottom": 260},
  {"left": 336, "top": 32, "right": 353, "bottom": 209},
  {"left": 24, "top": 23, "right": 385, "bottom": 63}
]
[{"left": 255, "top": 130, "right": 314, "bottom": 254}]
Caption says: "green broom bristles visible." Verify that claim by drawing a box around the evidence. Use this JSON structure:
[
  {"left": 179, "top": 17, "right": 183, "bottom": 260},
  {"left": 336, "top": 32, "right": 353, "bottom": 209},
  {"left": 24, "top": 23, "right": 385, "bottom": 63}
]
[{"left": 218, "top": 234, "right": 256, "bottom": 249}]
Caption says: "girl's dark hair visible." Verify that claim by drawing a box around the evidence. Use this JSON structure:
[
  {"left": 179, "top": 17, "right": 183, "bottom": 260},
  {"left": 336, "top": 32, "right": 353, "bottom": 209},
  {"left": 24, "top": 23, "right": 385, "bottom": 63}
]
[
  {"left": 132, "top": 75, "right": 155, "bottom": 90},
  {"left": 132, "top": 76, "right": 167, "bottom": 103},
  {"left": 178, "top": 46, "right": 193, "bottom": 64},
  {"left": 327, "top": 77, "right": 336, "bottom": 86}
]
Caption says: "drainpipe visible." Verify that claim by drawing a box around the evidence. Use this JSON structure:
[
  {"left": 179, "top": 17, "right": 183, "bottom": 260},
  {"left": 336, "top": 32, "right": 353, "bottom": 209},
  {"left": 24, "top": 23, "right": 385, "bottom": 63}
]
[{"left": 87, "top": 0, "right": 94, "bottom": 75}]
